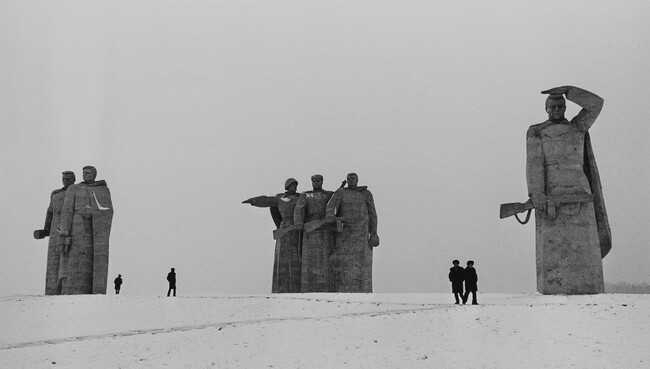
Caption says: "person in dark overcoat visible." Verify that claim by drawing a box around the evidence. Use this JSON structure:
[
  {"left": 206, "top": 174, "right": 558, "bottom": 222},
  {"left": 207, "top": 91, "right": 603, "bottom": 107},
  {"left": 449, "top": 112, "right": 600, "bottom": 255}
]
[
  {"left": 448, "top": 260, "right": 464, "bottom": 304},
  {"left": 167, "top": 268, "right": 176, "bottom": 297},
  {"left": 462, "top": 260, "right": 478, "bottom": 305},
  {"left": 114, "top": 274, "right": 123, "bottom": 294}
]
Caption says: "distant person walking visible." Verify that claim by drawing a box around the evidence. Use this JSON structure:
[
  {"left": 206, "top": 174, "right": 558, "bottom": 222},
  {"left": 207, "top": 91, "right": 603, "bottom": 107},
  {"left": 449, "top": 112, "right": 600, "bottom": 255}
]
[
  {"left": 448, "top": 260, "right": 465, "bottom": 304},
  {"left": 462, "top": 260, "right": 478, "bottom": 305},
  {"left": 167, "top": 268, "right": 176, "bottom": 297},
  {"left": 114, "top": 274, "right": 123, "bottom": 294}
]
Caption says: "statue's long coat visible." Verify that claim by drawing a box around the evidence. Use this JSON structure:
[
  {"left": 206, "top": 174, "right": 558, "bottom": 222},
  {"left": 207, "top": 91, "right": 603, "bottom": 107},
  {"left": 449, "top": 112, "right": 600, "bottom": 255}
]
[
  {"left": 325, "top": 186, "right": 378, "bottom": 293},
  {"left": 294, "top": 189, "right": 334, "bottom": 292},
  {"left": 42, "top": 187, "right": 67, "bottom": 295},
  {"left": 246, "top": 193, "right": 302, "bottom": 293},
  {"left": 59, "top": 180, "right": 113, "bottom": 294},
  {"left": 271, "top": 192, "right": 302, "bottom": 293},
  {"left": 526, "top": 89, "right": 610, "bottom": 294}
]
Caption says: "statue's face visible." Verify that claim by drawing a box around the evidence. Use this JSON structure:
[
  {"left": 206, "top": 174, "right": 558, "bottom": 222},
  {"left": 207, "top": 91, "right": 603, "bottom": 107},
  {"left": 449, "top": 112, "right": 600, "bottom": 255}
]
[
  {"left": 347, "top": 174, "right": 358, "bottom": 188},
  {"left": 546, "top": 99, "right": 566, "bottom": 121},
  {"left": 311, "top": 178, "right": 323, "bottom": 190},
  {"left": 286, "top": 182, "right": 297, "bottom": 193},
  {"left": 82, "top": 168, "right": 97, "bottom": 182},
  {"left": 62, "top": 173, "right": 75, "bottom": 188}
]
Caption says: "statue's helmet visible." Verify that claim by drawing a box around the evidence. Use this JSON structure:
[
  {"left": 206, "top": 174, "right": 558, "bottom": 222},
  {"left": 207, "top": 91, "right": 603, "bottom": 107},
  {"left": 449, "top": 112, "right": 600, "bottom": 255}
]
[{"left": 284, "top": 178, "right": 298, "bottom": 190}]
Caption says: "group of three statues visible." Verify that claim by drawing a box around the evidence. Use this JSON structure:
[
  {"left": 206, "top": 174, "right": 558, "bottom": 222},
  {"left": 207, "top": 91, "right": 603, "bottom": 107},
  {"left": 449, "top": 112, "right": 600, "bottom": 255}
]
[{"left": 244, "top": 173, "right": 379, "bottom": 293}]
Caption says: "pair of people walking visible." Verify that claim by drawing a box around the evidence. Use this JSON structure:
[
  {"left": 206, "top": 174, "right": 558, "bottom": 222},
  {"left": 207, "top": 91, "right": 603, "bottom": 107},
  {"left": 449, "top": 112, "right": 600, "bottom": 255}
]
[{"left": 448, "top": 260, "right": 478, "bottom": 305}]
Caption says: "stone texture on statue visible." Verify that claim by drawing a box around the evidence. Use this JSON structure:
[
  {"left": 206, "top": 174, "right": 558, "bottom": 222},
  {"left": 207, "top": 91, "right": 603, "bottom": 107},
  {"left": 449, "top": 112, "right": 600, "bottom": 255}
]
[
  {"left": 294, "top": 175, "right": 335, "bottom": 292},
  {"left": 243, "top": 178, "right": 301, "bottom": 293},
  {"left": 33, "top": 171, "right": 75, "bottom": 295},
  {"left": 526, "top": 86, "right": 610, "bottom": 294},
  {"left": 325, "top": 173, "right": 379, "bottom": 293},
  {"left": 58, "top": 167, "right": 113, "bottom": 294}
]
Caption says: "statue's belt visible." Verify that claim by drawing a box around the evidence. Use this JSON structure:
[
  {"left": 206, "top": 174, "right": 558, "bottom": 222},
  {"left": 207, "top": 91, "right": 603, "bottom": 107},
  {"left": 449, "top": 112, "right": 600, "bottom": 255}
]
[
  {"left": 544, "top": 163, "right": 584, "bottom": 171},
  {"left": 546, "top": 194, "right": 594, "bottom": 220}
]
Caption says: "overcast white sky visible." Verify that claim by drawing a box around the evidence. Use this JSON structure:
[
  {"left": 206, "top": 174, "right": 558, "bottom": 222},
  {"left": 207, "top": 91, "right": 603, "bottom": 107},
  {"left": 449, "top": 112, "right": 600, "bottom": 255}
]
[{"left": 1, "top": 0, "right": 649, "bottom": 296}]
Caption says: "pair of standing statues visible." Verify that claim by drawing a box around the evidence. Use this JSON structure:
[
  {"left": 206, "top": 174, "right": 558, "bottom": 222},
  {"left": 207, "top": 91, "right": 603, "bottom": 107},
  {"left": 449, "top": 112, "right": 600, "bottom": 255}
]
[
  {"left": 34, "top": 166, "right": 114, "bottom": 295},
  {"left": 244, "top": 173, "right": 379, "bottom": 293}
]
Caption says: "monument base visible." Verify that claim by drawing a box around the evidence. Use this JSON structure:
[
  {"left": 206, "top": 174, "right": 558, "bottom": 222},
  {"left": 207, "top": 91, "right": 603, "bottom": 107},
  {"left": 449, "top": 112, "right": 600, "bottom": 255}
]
[{"left": 535, "top": 204, "right": 604, "bottom": 295}]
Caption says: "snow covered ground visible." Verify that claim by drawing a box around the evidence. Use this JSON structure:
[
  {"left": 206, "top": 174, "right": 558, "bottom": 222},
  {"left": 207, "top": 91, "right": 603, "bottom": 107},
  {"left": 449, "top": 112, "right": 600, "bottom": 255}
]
[{"left": 1, "top": 293, "right": 648, "bottom": 368}]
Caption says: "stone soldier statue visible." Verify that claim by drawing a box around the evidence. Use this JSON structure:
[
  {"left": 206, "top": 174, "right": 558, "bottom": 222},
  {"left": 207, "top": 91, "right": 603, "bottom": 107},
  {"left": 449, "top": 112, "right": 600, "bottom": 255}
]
[
  {"left": 502, "top": 86, "right": 611, "bottom": 295},
  {"left": 243, "top": 178, "right": 302, "bottom": 293},
  {"left": 293, "top": 174, "right": 335, "bottom": 292},
  {"left": 325, "top": 173, "right": 379, "bottom": 293},
  {"left": 33, "top": 170, "right": 76, "bottom": 295},
  {"left": 59, "top": 166, "right": 114, "bottom": 294}
]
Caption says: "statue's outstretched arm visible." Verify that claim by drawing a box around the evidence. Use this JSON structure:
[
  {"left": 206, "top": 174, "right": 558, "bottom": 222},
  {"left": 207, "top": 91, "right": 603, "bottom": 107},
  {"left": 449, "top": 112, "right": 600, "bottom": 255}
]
[
  {"left": 242, "top": 195, "right": 278, "bottom": 208},
  {"left": 243, "top": 195, "right": 282, "bottom": 228}
]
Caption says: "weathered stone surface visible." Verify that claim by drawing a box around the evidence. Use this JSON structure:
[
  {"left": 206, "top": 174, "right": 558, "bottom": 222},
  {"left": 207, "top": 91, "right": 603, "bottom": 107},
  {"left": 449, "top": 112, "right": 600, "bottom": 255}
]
[
  {"left": 33, "top": 171, "right": 75, "bottom": 295},
  {"left": 294, "top": 175, "right": 335, "bottom": 292},
  {"left": 525, "top": 86, "right": 610, "bottom": 294},
  {"left": 58, "top": 167, "right": 113, "bottom": 294},
  {"left": 88, "top": 185, "right": 113, "bottom": 294},
  {"left": 244, "top": 178, "right": 301, "bottom": 293},
  {"left": 325, "top": 173, "right": 378, "bottom": 293},
  {"left": 299, "top": 231, "right": 335, "bottom": 292},
  {"left": 245, "top": 174, "right": 380, "bottom": 294}
]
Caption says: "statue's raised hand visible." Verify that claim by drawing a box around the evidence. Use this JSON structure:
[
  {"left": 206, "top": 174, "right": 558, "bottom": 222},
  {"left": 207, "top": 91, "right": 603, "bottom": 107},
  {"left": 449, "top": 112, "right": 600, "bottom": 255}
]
[
  {"left": 530, "top": 193, "right": 547, "bottom": 215},
  {"left": 242, "top": 197, "right": 259, "bottom": 206},
  {"left": 541, "top": 86, "right": 573, "bottom": 95}
]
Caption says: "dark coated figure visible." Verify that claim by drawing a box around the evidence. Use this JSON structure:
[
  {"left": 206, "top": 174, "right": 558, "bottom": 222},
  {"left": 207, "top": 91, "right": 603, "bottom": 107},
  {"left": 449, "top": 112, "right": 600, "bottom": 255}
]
[
  {"left": 59, "top": 165, "right": 114, "bottom": 294},
  {"left": 294, "top": 174, "right": 335, "bottom": 292},
  {"left": 167, "top": 268, "right": 176, "bottom": 297},
  {"left": 33, "top": 170, "right": 76, "bottom": 295},
  {"left": 243, "top": 178, "right": 302, "bottom": 293},
  {"left": 325, "top": 173, "right": 379, "bottom": 293},
  {"left": 525, "top": 86, "right": 610, "bottom": 295},
  {"left": 462, "top": 260, "right": 478, "bottom": 305},
  {"left": 448, "top": 260, "right": 465, "bottom": 304},
  {"left": 114, "top": 274, "right": 123, "bottom": 294}
]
